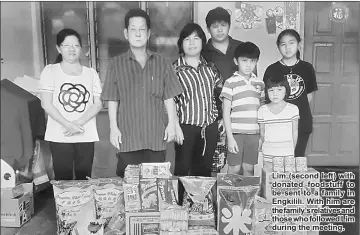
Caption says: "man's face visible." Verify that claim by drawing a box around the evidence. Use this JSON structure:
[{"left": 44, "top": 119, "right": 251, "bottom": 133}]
[
  {"left": 124, "top": 17, "right": 150, "bottom": 48},
  {"left": 208, "top": 21, "right": 230, "bottom": 43}
]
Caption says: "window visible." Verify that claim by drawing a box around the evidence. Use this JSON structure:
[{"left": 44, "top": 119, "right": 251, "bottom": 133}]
[
  {"left": 147, "top": 2, "right": 193, "bottom": 61},
  {"left": 41, "top": 2, "right": 91, "bottom": 66},
  {"left": 94, "top": 1, "right": 140, "bottom": 82},
  {"left": 41, "top": 2, "right": 193, "bottom": 82}
]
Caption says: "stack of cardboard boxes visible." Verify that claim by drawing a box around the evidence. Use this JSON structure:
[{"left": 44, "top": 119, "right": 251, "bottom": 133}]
[{"left": 123, "top": 163, "right": 180, "bottom": 235}]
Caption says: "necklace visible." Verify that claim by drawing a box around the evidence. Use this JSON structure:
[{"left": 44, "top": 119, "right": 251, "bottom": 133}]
[{"left": 280, "top": 59, "right": 299, "bottom": 74}]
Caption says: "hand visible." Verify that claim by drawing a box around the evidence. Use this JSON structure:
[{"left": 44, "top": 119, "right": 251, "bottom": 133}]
[
  {"left": 174, "top": 122, "right": 184, "bottom": 145},
  {"left": 110, "top": 127, "right": 122, "bottom": 150},
  {"left": 218, "top": 119, "right": 225, "bottom": 135},
  {"left": 227, "top": 136, "right": 239, "bottom": 154},
  {"left": 63, "top": 121, "right": 84, "bottom": 137},
  {"left": 164, "top": 122, "right": 176, "bottom": 143}
]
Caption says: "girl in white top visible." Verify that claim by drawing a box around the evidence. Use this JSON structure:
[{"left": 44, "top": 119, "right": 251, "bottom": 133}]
[
  {"left": 39, "top": 28, "right": 102, "bottom": 180},
  {"left": 258, "top": 77, "right": 299, "bottom": 165}
]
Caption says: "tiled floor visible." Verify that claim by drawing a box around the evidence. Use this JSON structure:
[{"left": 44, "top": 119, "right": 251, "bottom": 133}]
[{"left": 1, "top": 167, "right": 358, "bottom": 235}]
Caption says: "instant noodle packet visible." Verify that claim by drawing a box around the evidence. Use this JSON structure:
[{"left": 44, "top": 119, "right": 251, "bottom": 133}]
[
  {"left": 157, "top": 177, "right": 179, "bottom": 208},
  {"left": 180, "top": 177, "right": 216, "bottom": 227},
  {"left": 124, "top": 165, "right": 140, "bottom": 184},
  {"left": 252, "top": 195, "right": 282, "bottom": 235},
  {"left": 187, "top": 226, "right": 218, "bottom": 235},
  {"left": 160, "top": 202, "right": 188, "bottom": 232},
  {"left": 140, "top": 162, "right": 172, "bottom": 179},
  {"left": 140, "top": 178, "right": 159, "bottom": 212},
  {"left": 123, "top": 183, "right": 141, "bottom": 212},
  {"left": 51, "top": 180, "right": 103, "bottom": 235}
]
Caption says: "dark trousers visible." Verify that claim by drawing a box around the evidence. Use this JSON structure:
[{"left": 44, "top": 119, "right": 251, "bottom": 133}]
[
  {"left": 174, "top": 121, "right": 219, "bottom": 177},
  {"left": 116, "top": 149, "right": 166, "bottom": 177},
  {"left": 49, "top": 142, "right": 94, "bottom": 180}
]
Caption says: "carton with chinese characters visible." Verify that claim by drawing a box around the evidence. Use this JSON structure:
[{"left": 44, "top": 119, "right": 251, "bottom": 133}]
[{"left": 1, "top": 192, "right": 32, "bottom": 227}]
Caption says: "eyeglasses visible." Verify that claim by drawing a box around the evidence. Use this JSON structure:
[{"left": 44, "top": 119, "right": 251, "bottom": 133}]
[{"left": 61, "top": 44, "right": 81, "bottom": 49}]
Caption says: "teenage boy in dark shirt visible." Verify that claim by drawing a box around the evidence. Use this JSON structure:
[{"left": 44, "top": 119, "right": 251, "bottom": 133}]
[
  {"left": 203, "top": 7, "right": 243, "bottom": 83},
  {"left": 203, "top": 7, "right": 246, "bottom": 174}
]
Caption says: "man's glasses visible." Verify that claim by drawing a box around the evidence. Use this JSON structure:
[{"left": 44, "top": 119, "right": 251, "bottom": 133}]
[{"left": 61, "top": 44, "right": 81, "bottom": 49}]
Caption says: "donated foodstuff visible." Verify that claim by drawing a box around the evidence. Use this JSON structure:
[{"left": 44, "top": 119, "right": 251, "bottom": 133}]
[
  {"left": 157, "top": 177, "right": 179, "bottom": 208},
  {"left": 272, "top": 157, "right": 285, "bottom": 172},
  {"left": 180, "top": 177, "right": 216, "bottom": 227},
  {"left": 93, "top": 179, "right": 124, "bottom": 228},
  {"left": 160, "top": 202, "right": 188, "bottom": 232},
  {"left": 284, "top": 156, "right": 296, "bottom": 172},
  {"left": 140, "top": 162, "right": 172, "bottom": 179},
  {"left": 124, "top": 165, "right": 140, "bottom": 184},
  {"left": 140, "top": 178, "right": 159, "bottom": 212},
  {"left": 123, "top": 183, "right": 141, "bottom": 212},
  {"left": 217, "top": 174, "right": 260, "bottom": 235},
  {"left": 51, "top": 180, "right": 103, "bottom": 235}
]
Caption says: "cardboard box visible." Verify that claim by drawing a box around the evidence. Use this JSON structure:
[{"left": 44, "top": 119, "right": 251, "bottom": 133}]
[
  {"left": 22, "top": 182, "right": 34, "bottom": 215},
  {"left": 1, "top": 184, "right": 24, "bottom": 199},
  {"left": 1, "top": 192, "right": 32, "bottom": 227},
  {"left": 261, "top": 166, "right": 320, "bottom": 201},
  {"left": 125, "top": 212, "right": 160, "bottom": 235}
]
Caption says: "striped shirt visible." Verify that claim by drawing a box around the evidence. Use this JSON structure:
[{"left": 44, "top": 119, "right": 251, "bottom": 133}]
[
  {"left": 172, "top": 56, "right": 222, "bottom": 126},
  {"left": 220, "top": 72, "right": 265, "bottom": 134},
  {"left": 100, "top": 49, "right": 183, "bottom": 152},
  {"left": 258, "top": 103, "right": 299, "bottom": 159}
]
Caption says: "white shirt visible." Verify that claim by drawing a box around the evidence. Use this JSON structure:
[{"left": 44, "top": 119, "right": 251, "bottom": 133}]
[
  {"left": 258, "top": 103, "right": 299, "bottom": 157},
  {"left": 39, "top": 64, "right": 102, "bottom": 143}
]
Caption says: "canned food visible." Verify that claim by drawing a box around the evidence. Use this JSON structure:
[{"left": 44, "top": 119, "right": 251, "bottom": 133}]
[
  {"left": 284, "top": 156, "right": 296, "bottom": 172},
  {"left": 295, "top": 157, "right": 308, "bottom": 172},
  {"left": 272, "top": 157, "right": 285, "bottom": 172}
]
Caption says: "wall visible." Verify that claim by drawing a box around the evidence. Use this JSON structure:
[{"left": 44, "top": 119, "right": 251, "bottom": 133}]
[
  {"left": 0, "top": 2, "right": 43, "bottom": 81},
  {"left": 195, "top": 2, "right": 303, "bottom": 79}
]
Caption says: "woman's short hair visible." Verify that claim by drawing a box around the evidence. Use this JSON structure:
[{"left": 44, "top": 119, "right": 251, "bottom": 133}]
[
  {"left": 177, "top": 23, "right": 207, "bottom": 55},
  {"left": 265, "top": 77, "right": 291, "bottom": 101}
]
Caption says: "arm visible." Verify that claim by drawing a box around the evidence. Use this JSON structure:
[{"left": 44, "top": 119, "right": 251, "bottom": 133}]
[
  {"left": 108, "top": 101, "right": 121, "bottom": 150},
  {"left": 292, "top": 119, "right": 299, "bottom": 149},
  {"left": 164, "top": 98, "right": 176, "bottom": 142},
  {"left": 75, "top": 68, "right": 103, "bottom": 126},
  {"left": 40, "top": 92, "right": 83, "bottom": 134},
  {"left": 74, "top": 96, "right": 103, "bottom": 126},
  {"left": 307, "top": 92, "right": 314, "bottom": 104},
  {"left": 259, "top": 123, "right": 265, "bottom": 151},
  {"left": 223, "top": 98, "right": 238, "bottom": 153},
  {"left": 174, "top": 97, "right": 184, "bottom": 145},
  {"left": 163, "top": 60, "right": 184, "bottom": 143},
  {"left": 100, "top": 59, "right": 122, "bottom": 149}
]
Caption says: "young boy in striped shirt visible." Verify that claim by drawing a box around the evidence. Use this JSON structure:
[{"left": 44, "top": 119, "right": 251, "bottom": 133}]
[{"left": 220, "top": 42, "right": 264, "bottom": 176}]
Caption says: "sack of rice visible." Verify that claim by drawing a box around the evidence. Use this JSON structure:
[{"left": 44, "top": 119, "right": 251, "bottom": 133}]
[
  {"left": 217, "top": 174, "right": 260, "bottom": 235},
  {"left": 51, "top": 180, "right": 103, "bottom": 235}
]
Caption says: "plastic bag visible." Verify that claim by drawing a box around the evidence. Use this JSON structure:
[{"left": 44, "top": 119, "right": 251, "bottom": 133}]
[{"left": 32, "top": 140, "right": 55, "bottom": 185}]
